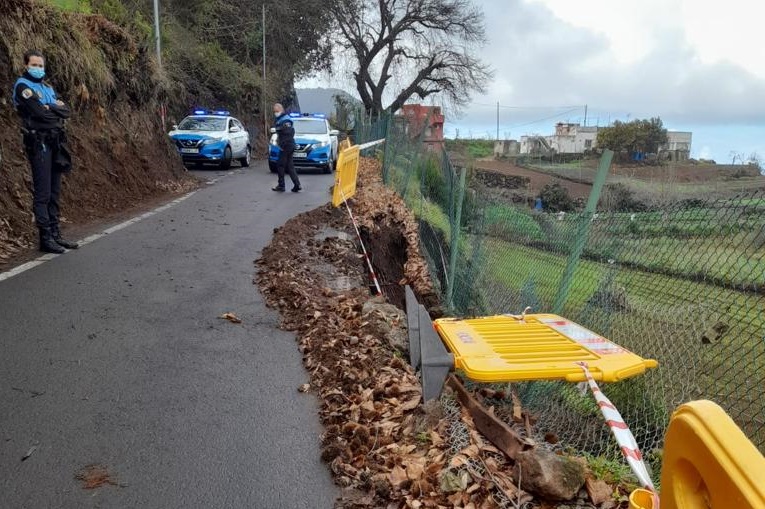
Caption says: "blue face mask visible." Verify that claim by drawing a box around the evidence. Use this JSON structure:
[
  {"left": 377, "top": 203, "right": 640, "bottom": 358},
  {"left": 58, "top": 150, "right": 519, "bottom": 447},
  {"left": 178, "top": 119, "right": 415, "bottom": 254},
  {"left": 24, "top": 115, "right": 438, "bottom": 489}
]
[{"left": 28, "top": 67, "right": 45, "bottom": 79}]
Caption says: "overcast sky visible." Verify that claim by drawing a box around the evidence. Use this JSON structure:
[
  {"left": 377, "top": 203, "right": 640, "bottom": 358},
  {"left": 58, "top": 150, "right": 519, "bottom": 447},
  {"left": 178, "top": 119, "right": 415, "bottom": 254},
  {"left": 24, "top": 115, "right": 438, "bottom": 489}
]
[{"left": 298, "top": 0, "right": 765, "bottom": 161}]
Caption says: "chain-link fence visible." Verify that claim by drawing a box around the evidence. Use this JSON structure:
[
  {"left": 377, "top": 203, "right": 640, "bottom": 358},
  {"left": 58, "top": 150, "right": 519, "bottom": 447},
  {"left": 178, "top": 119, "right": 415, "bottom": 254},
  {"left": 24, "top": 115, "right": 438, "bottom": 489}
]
[{"left": 358, "top": 114, "right": 765, "bottom": 482}]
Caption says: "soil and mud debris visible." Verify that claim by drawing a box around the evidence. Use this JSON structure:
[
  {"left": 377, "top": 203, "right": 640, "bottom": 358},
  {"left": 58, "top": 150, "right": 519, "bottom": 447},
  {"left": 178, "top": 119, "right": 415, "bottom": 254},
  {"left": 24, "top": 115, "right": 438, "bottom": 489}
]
[{"left": 256, "top": 157, "right": 630, "bottom": 508}]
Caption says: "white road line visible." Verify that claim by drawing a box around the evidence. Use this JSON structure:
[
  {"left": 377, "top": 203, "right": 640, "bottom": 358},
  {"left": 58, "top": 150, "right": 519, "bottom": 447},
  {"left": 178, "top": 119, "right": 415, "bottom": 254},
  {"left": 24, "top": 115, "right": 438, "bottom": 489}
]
[{"left": 0, "top": 190, "right": 197, "bottom": 283}]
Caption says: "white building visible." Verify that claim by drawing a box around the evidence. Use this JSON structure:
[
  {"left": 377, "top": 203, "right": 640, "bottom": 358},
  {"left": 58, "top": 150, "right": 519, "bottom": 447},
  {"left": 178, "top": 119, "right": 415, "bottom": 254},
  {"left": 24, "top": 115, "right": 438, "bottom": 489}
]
[
  {"left": 660, "top": 131, "right": 692, "bottom": 161},
  {"left": 518, "top": 123, "right": 693, "bottom": 160},
  {"left": 519, "top": 123, "right": 598, "bottom": 155},
  {"left": 493, "top": 139, "right": 521, "bottom": 157},
  {"left": 548, "top": 123, "right": 599, "bottom": 154}
]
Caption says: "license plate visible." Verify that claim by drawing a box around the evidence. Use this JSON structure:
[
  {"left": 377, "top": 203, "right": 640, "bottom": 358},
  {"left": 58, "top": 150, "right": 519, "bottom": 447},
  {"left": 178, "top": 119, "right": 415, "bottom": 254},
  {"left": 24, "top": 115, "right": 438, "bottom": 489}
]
[
  {"left": 181, "top": 148, "right": 199, "bottom": 154},
  {"left": 293, "top": 152, "right": 307, "bottom": 158}
]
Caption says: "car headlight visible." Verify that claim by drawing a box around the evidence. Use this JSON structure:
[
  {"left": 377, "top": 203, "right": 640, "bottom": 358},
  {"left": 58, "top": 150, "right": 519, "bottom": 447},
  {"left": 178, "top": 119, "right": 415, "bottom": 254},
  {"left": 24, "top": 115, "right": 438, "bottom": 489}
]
[
  {"left": 201, "top": 137, "right": 224, "bottom": 146},
  {"left": 314, "top": 141, "right": 329, "bottom": 149}
]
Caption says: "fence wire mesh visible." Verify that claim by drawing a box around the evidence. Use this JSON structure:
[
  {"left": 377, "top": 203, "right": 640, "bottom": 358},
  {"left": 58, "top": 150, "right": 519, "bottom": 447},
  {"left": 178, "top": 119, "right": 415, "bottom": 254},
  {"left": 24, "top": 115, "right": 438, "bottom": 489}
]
[{"left": 361, "top": 114, "right": 765, "bottom": 483}]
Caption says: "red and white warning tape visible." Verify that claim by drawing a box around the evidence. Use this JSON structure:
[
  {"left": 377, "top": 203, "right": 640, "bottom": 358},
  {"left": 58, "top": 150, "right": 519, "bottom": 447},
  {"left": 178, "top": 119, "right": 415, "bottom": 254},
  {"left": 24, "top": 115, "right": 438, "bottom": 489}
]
[
  {"left": 357, "top": 139, "right": 386, "bottom": 151},
  {"left": 576, "top": 362, "right": 660, "bottom": 506},
  {"left": 340, "top": 187, "right": 382, "bottom": 296}
]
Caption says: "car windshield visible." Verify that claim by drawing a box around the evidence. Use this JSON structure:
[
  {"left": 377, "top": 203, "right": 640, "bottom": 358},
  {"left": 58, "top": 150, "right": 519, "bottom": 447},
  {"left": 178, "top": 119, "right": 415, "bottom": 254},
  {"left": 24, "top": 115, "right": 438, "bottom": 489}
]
[
  {"left": 178, "top": 117, "right": 226, "bottom": 131},
  {"left": 293, "top": 119, "right": 327, "bottom": 135}
]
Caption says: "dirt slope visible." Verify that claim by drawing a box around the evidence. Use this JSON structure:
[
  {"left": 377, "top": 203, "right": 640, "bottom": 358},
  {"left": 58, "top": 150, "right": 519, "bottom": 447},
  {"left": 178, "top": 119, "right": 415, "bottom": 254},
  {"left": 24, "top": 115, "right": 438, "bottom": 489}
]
[{"left": 0, "top": 0, "right": 195, "bottom": 264}]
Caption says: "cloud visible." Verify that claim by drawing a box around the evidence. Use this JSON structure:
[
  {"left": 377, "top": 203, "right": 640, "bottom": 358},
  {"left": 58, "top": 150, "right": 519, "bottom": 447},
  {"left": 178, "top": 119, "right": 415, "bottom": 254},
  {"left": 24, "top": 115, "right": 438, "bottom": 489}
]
[{"left": 464, "top": 0, "right": 765, "bottom": 128}]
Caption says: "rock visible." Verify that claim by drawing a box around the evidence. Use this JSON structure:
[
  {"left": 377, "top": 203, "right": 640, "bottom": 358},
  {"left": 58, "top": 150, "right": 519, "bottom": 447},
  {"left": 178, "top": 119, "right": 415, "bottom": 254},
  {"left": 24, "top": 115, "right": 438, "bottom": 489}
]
[
  {"left": 514, "top": 448, "right": 586, "bottom": 501},
  {"left": 585, "top": 478, "right": 613, "bottom": 505},
  {"left": 474, "top": 169, "right": 530, "bottom": 190},
  {"left": 362, "top": 297, "right": 408, "bottom": 352}
]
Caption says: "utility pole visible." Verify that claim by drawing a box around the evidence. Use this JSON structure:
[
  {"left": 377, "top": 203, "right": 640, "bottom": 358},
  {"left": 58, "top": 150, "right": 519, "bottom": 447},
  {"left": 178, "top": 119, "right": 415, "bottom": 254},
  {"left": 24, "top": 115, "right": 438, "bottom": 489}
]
[
  {"left": 153, "top": 0, "right": 165, "bottom": 132},
  {"left": 262, "top": 3, "right": 267, "bottom": 136},
  {"left": 584, "top": 104, "right": 588, "bottom": 126},
  {"left": 153, "top": 0, "right": 162, "bottom": 70},
  {"left": 496, "top": 101, "right": 500, "bottom": 140}
]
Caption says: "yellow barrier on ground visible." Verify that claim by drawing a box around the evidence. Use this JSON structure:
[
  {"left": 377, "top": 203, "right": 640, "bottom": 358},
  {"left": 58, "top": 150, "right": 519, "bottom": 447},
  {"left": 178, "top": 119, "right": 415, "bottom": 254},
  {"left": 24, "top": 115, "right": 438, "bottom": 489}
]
[
  {"left": 434, "top": 314, "right": 658, "bottom": 383},
  {"left": 331, "top": 144, "right": 361, "bottom": 207},
  {"left": 630, "top": 400, "right": 765, "bottom": 509}
]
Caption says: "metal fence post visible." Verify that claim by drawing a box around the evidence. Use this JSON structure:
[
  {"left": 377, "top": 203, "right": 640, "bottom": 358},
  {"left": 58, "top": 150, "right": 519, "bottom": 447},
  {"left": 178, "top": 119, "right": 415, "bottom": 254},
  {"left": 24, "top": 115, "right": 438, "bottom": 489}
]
[
  {"left": 446, "top": 166, "right": 468, "bottom": 312},
  {"left": 552, "top": 149, "right": 613, "bottom": 314}
]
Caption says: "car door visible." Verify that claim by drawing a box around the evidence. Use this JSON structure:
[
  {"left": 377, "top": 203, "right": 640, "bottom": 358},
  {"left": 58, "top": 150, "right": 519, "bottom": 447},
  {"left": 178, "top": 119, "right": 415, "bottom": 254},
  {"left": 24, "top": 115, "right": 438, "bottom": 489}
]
[
  {"left": 235, "top": 119, "right": 248, "bottom": 154},
  {"left": 227, "top": 119, "right": 241, "bottom": 153}
]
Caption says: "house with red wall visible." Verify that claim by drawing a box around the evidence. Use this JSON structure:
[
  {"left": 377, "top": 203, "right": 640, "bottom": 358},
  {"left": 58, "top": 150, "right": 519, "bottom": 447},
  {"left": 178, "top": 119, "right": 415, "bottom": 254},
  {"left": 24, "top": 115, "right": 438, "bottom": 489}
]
[{"left": 399, "top": 104, "right": 445, "bottom": 152}]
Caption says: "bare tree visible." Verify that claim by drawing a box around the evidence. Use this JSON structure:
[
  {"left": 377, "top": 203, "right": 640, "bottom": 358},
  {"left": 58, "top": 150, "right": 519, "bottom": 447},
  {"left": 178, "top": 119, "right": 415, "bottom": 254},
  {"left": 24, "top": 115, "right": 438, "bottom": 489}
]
[{"left": 329, "top": 0, "right": 492, "bottom": 116}]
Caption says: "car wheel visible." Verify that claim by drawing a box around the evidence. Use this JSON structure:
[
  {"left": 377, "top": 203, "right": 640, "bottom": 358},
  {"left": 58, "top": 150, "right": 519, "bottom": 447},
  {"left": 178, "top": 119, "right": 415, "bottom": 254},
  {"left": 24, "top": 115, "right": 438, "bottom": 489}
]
[
  {"left": 219, "top": 146, "right": 232, "bottom": 170},
  {"left": 323, "top": 155, "right": 334, "bottom": 174},
  {"left": 239, "top": 146, "right": 251, "bottom": 167},
  {"left": 268, "top": 161, "right": 278, "bottom": 173}
]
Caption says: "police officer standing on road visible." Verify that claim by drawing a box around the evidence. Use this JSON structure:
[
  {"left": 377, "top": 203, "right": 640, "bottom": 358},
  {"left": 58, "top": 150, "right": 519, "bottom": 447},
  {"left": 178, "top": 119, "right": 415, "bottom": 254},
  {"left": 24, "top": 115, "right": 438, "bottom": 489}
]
[
  {"left": 271, "top": 103, "right": 301, "bottom": 193},
  {"left": 12, "top": 50, "right": 78, "bottom": 254}
]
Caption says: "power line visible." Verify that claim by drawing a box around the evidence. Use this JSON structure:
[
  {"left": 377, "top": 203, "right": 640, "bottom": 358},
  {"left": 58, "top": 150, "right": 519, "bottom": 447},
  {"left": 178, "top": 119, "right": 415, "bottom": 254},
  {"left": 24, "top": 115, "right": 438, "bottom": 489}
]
[
  {"left": 472, "top": 102, "right": 585, "bottom": 110},
  {"left": 500, "top": 107, "right": 583, "bottom": 130}
]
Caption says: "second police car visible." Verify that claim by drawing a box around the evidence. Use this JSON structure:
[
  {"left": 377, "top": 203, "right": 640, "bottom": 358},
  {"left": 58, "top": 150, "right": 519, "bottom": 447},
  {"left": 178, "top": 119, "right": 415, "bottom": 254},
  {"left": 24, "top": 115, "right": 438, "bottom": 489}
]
[
  {"left": 269, "top": 113, "right": 339, "bottom": 174},
  {"left": 169, "top": 110, "right": 251, "bottom": 170}
]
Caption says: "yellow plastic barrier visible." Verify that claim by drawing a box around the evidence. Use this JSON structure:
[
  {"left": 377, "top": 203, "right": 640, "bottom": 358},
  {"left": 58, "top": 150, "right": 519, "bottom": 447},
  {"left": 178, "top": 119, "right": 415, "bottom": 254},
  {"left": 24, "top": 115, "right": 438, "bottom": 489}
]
[
  {"left": 338, "top": 139, "right": 352, "bottom": 152},
  {"left": 331, "top": 144, "right": 361, "bottom": 207},
  {"left": 434, "top": 314, "right": 657, "bottom": 383},
  {"left": 646, "top": 400, "right": 765, "bottom": 509},
  {"left": 629, "top": 489, "right": 657, "bottom": 509}
]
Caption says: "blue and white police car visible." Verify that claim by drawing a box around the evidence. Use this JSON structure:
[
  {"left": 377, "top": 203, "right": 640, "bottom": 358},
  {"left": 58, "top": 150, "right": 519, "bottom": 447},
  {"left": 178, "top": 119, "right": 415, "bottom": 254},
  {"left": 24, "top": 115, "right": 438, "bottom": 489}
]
[
  {"left": 269, "top": 113, "right": 339, "bottom": 174},
  {"left": 169, "top": 110, "right": 251, "bottom": 170}
]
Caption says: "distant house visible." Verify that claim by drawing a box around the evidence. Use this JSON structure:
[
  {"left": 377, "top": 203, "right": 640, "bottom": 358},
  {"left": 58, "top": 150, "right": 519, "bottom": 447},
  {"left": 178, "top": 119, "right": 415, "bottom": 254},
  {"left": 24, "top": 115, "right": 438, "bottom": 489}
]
[
  {"left": 398, "top": 104, "right": 445, "bottom": 152},
  {"left": 519, "top": 135, "right": 555, "bottom": 156},
  {"left": 494, "top": 139, "right": 521, "bottom": 157},
  {"left": 519, "top": 123, "right": 598, "bottom": 155},
  {"left": 659, "top": 132, "right": 692, "bottom": 162},
  {"left": 518, "top": 123, "right": 597, "bottom": 155},
  {"left": 517, "top": 122, "right": 692, "bottom": 160}
]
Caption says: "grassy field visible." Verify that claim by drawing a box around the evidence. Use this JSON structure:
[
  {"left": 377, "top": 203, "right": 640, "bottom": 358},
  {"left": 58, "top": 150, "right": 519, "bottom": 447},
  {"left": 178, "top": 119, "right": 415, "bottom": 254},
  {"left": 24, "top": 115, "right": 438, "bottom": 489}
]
[
  {"left": 382, "top": 145, "right": 765, "bottom": 461},
  {"left": 445, "top": 139, "right": 494, "bottom": 159},
  {"left": 471, "top": 238, "right": 765, "bottom": 450},
  {"left": 480, "top": 201, "right": 765, "bottom": 289}
]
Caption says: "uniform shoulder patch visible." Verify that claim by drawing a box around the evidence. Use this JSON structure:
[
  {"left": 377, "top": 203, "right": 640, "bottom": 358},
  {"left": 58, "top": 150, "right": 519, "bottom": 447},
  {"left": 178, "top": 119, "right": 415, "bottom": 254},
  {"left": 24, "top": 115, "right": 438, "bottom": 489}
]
[{"left": 21, "top": 88, "right": 34, "bottom": 99}]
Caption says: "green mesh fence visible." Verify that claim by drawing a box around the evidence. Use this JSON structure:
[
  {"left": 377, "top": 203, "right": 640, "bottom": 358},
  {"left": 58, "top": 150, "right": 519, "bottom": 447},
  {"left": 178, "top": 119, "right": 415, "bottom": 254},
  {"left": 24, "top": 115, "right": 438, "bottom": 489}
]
[{"left": 360, "top": 114, "right": 765, "bottom": 482}]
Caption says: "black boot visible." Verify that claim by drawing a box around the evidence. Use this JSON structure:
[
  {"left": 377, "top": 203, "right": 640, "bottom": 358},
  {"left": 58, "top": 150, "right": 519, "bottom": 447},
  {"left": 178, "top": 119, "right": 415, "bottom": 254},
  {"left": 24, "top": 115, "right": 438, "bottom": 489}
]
[
  {"left": 39, "top": 228, "right": 66, "bottom": 254},
  {"left": 50, "top": 224, "right": 79, "bottom": 250}
]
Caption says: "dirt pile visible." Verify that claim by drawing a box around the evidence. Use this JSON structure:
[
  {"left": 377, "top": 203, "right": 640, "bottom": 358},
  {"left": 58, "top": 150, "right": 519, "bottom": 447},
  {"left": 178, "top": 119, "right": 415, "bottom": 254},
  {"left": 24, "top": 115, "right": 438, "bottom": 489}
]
[
  {"left": 257, "top": 158, "right": 631, "bottom": 508},
  {"left": 0, "top": 0, "right": 195, "bottom": 264},
  {"left": 257, "top": 201, "right": 542, "bottom": 507}
]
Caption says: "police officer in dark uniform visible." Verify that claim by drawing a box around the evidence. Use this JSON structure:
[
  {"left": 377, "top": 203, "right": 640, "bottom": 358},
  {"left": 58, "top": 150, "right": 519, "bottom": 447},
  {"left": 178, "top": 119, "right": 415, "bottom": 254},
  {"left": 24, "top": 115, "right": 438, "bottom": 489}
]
[
  {"left": 12, "top": 50, "right": 78, "bottom": 254},
  {"left": 271, "top": 103, "right": 301, "bottom": 193}
]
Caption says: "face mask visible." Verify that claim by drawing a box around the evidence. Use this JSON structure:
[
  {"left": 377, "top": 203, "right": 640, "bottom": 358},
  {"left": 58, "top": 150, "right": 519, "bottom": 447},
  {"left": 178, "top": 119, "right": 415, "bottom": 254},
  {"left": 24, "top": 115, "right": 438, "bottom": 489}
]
[
  {"left": 274, "top": 112, "right": 281, "bottom": 118},
  {"left": 28, "top": 67, "right": 45, "bottom": 79}
]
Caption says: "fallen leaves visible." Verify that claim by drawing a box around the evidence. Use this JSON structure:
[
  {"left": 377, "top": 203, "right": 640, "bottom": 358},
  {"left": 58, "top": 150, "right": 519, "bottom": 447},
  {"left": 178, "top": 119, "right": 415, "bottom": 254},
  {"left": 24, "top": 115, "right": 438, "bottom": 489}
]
[
  {"left": 75, "top": 464, "right": 121, "bottom": 490},
  {"left": 254, "top": 157, "right": 620, "bottom": 508},
  {"left": 218, "top": 312, "right": 242, "bottom": 324}
]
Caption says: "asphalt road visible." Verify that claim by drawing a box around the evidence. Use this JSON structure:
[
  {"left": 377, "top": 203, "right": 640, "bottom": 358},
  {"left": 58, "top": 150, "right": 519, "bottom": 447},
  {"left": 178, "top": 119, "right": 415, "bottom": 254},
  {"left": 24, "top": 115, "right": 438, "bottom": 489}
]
[{"left": 0, "top": 162, "right": 338, "bottom": 508}]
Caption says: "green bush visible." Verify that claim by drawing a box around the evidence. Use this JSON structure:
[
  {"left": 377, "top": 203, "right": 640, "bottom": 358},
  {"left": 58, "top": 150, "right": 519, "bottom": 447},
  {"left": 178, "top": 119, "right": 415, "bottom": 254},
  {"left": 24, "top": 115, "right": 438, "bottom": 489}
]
[
  {"left": 540, "top": 183, "right": 575, "bottom": 212},
  {"left": 484, "top": 204, "right": 544, "bottom": 242},
  {"left": 420, "top": 157, "right": 449, "bottom": 211},
  {"left": 45, "top": 0, "right": 92, "bottom": 13}
]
